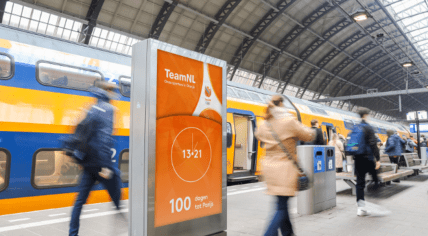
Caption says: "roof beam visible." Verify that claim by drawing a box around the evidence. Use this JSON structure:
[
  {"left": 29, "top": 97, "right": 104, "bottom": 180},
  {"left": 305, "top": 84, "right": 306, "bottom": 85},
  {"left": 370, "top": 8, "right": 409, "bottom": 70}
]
[
  {"left": 0, "top": 0, "right": 9, "bottom": 24},
  {"left": 228, "top": 0, "right": 297, "bottom": 81},
  {"left": 79, "top": 0, "right": 105, "bottom": 45},
  {"left": 195, "top": 0, "right": 241, "bottom": 53},
  {"left": 254, "top": 1, "right": 344, "bottom": 87},
  {"left": 312, "top": 88, "right": 428, "bottom": 102},
  {"left": 149, "top": 0, "right": 179, "bottom": 40}
]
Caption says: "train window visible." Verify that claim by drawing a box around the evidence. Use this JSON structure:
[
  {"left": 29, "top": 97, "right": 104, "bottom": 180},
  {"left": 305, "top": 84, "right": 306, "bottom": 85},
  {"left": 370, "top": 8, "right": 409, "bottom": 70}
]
[
  {"left": 235, "top": 89, "right": 251, "bottom": 100},
  {"left": 36, "top": 61, "right": 103, "bottom": 91},
  {"left": 247, "top": 92, "right": 263, "bottom": 103},
  {"left": 0, "top": 53, "right": 13, "bottom": 80},
  {"left": 344, "top": 120, "right": 354, "bottom": 130},
  {"left": 308, "top": 106, "right": 328, "bottom": 116},
  {"left": 0, "top": 149, "right": 11, "bottom": 192},
  {"left": 32, "top": 150, "right": 82, "bottom": 189},
  {"left": 227, "top": 87, "right": 239, "bottom": 98},
  {"left": 226, "top": 123, "right": 232, "bottom": 148},
  {"left": 119, "top": 150, "right": 129, "bottom": 183},
  {"left": 119, "top": 76, "right": 131, "bottom": 97}
]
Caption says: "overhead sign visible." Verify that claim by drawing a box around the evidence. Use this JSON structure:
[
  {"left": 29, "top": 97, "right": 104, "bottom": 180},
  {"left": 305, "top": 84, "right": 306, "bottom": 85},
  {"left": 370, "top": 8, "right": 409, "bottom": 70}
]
[
  {"left": 130, "top": 39, "right": 226, "bottom": 236},
  {"left": 418, "top": 111, "right": 427, "bottom": 120},
  {"left": 409, "top": 123, "right": 428, "bottom": 133},
  {"left": 407, "top": 112, "right": 416, "bottom": 121}
]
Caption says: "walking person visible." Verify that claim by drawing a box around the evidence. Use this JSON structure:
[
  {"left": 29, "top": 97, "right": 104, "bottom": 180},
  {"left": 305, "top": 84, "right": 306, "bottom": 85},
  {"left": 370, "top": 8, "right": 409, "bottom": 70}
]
[
  {"left": 338, "top": 134, "right": 348, "bottom": 172},
  {"left": 385, "top": 130, "right": 405, "bottom": 183},
  {"left": 305, "top": 119, "right": 325, "bottom": 145},
  {"left": 328, "top": 133, "right": 345, "bottom": 173},
  {"left": 404, "top": 136, "right": 416, "bottom": 153},
  {"left": 348, "top": 108, "right": 381, "bottom": 216},
  {"left": 255, "top": 95, "right": 315, "bottom": 236},
  {"left": 63, "top": 81, "right": 124, "bottom": 236}
]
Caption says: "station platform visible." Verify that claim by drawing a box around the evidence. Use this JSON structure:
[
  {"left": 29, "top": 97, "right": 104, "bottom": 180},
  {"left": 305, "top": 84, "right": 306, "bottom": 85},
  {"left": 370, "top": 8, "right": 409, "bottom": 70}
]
[{"left": 1, "top": 173, "right": 427, "bottom": 236}]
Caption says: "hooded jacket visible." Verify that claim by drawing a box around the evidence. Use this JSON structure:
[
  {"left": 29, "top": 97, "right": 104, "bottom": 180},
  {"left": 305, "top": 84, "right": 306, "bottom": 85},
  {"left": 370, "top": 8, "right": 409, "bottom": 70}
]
[{"left": 385, "top": 134, "right": 405, "bottom": 157}]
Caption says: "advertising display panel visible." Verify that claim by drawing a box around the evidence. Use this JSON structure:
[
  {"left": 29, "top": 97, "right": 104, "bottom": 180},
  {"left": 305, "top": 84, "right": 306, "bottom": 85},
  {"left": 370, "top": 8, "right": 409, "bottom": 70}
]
[{"left": 130, "top": 39, "right": 227, "bottom": 236}]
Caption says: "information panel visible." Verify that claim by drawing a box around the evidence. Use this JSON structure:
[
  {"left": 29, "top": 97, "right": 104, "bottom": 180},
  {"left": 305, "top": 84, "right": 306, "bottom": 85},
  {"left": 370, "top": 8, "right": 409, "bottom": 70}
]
[
  {"left": 409, "top": 123, "right": 428, "bottom": 133},
  {"left": 130, "top": 39, "right": 227, "bottom": 236},
  {"left": 155, "top": 50, "right": 223, "bottom": 227}
]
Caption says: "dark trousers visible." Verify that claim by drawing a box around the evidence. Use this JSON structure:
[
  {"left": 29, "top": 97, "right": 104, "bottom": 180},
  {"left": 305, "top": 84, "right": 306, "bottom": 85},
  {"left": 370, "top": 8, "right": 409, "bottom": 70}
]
[
  {"left": 389, "top": 156, "right": 400, "bottom": 169},
  {"left": 264, "top": 196, "right": 293, "bottom": 236},
  {"left": 354, "top": 157, "right": 378, "bottom": 202},
  {"left": 69, "top": 167, "right": 122, "bottom": 236}
]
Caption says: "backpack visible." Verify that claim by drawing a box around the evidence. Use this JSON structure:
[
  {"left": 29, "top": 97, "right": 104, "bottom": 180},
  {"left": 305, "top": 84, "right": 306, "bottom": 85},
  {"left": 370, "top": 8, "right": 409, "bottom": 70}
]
[{"left": 346, "top": 123, "right": 368, "bottom": 156}]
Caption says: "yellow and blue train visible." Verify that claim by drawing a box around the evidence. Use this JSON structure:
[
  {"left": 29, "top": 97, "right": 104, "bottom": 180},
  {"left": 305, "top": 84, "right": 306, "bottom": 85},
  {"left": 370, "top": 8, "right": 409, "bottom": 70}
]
[{"left": 0, "top": 25, "right": 410, "bottom": 215}]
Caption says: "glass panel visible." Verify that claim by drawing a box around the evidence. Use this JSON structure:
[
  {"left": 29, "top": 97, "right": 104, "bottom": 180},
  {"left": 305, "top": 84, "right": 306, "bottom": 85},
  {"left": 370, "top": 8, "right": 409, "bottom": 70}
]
[
  {"left": 344, "top": 120, "right": 354, "bottom": 130},
  {"left": 235, "top": 89, "right": 251, "bottom": 100},
  {"left": 119, "top": 150, "right": 129, "bottom": 183},
  {"left": 308, "top": 106, "right": 329, "bottom": 116},
  {"left": 119, "top": 76, "right": 131, "bottom": 97},
  {"left": 0, "top": 54, "right": 12, "bottom": 79},
  {"left": 247, "top": 92, "right": 263, "bottom": 103},
  {"left": 33, "top": 150, "right": 82, "bottom": 188},
  {"left": 227, "top": 87, "right": 238, "bottom": 98},
  {"left": 0, "top": 150, "right": 9, "bottom": 191},
  {"left": 37, "top": 62, "right": 102, "bottom": 90}
]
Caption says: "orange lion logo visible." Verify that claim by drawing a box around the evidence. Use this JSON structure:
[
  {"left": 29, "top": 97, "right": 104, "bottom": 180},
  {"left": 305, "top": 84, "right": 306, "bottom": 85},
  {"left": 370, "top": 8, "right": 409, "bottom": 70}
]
[{"left": 205, "top": 86, "right": 211, "bottom": 97}]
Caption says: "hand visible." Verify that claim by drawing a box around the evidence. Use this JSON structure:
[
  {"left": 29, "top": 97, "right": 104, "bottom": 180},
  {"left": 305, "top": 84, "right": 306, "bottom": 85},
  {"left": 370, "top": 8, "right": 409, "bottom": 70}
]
[{"left": 375, "top": 161, "right": 381, "bottom": 170}]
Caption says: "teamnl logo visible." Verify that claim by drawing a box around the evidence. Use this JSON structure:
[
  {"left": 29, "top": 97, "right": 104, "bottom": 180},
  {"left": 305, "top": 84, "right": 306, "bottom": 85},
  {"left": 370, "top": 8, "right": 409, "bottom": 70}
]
[{"left": 205, "top": 86, "right": 211, "bottom": 105}]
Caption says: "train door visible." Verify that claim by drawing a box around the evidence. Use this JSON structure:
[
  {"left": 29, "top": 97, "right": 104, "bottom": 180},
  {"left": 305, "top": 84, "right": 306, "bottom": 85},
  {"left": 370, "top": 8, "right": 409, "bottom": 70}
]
[
  {"left": 321, "top": 123, "right": 334, "bottom": 144},
  {"left": 233, "top": 115, "right": 254, "bottom": 171}
]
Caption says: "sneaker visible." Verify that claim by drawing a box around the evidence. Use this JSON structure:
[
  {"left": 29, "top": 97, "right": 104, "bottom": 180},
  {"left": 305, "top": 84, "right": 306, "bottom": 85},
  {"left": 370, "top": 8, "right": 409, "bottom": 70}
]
[{"left": 357, "top": 207, "right": 370, "bottom": 216}]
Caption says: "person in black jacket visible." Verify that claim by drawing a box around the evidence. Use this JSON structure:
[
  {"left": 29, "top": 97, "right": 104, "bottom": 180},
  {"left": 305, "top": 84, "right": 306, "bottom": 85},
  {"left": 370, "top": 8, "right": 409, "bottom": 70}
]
[
  {"left": 305, "top": 120, "right": 325, "bottom": 145},
  {"left": 67, "top": 81, "right": 124, "bottom": 236},
  {"left": 355, "top": 108, "right": 381, "bottom": 217}
]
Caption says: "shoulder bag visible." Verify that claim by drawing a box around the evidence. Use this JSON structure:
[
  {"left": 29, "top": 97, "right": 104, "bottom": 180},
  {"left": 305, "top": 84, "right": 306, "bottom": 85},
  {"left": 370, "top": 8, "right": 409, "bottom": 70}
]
[{"left": 266, "top": 121, "right": 311, "bottom": 191}]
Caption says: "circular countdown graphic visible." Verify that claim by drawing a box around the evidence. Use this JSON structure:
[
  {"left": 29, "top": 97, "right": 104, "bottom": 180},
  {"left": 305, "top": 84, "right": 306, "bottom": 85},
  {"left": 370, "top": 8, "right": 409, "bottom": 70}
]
[{"left": 171, "top": 127, "right": 212, "bottom": 183}]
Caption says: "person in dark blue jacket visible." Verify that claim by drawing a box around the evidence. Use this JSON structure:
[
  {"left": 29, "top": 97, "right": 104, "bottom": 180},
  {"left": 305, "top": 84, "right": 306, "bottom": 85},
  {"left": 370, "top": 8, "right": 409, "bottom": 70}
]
[
  {"left": 385, "top": 130, "right": 405, "bottom": 183},
  {"left": 68, "top": 81, "right": 123, "bottom": 236}
]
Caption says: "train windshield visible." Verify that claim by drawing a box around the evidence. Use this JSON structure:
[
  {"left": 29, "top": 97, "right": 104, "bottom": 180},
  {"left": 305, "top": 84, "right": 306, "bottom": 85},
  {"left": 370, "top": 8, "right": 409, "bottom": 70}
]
[{"left": 119, "top": 76, "right": 131, "bottom": 97}]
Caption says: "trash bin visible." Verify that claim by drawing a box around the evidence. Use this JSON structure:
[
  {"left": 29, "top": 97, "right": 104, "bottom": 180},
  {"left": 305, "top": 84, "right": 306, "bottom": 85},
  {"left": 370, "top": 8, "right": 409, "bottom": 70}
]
[{"left": 297, "top": 145, "right": 336, "bottom": 215}]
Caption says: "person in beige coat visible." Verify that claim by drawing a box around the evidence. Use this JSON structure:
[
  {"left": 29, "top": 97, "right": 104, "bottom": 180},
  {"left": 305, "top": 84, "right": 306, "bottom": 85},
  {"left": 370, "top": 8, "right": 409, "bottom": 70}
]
[
  {"left": 328, "top": 133, "right": 345, "bottom": 172},
  {"left": 255, "top": 95, "right": 315, "bottom": 236}
]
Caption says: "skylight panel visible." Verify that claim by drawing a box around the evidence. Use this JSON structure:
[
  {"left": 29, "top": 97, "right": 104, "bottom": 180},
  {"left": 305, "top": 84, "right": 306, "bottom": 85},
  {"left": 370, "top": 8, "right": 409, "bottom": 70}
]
[{"left": 2, "top": 2, "right": 84, "bottom": 43}]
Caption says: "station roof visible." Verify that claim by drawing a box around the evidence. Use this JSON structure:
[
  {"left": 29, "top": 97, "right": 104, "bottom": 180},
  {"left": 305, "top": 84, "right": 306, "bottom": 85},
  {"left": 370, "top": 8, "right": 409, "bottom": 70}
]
[{"left": 2, "top": 0, "right": 428, "bottom": 120}]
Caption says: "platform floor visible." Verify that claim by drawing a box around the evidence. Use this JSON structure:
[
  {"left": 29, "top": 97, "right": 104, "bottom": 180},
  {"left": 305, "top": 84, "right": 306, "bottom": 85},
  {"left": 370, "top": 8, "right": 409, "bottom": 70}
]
[{"left": 1, "top": 173, "right": 428, "bottom": 236}]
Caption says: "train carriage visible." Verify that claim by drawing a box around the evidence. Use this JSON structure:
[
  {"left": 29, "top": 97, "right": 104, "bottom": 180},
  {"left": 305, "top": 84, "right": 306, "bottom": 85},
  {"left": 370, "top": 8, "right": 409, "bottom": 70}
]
[{"left": 0, "top": 25, "right": 410, "bottom": 215}]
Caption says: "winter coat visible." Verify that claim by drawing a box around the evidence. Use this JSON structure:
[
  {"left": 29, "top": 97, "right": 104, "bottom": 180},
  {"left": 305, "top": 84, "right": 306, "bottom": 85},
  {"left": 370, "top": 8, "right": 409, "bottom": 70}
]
[
  {"left": 255, "top": 114, "right": 315, "bottom": 196},
  {"left": 328, "top": 140, "right": 344, "bottom": 168},
  {"left": 385, "top": 134, "right": 405, "bottom": 157},
  {"left": 405, "top": 138, "right": 416, "bottom": 152}
]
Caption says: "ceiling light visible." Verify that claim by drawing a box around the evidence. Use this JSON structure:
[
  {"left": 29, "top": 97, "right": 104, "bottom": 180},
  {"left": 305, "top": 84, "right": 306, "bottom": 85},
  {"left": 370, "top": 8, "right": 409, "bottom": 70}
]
[
  {"left": 352, "top": 11, "right": 370, "bottom": 22},
  {"left": 402, "top": 61, "right": 414, "bottom": 67}
]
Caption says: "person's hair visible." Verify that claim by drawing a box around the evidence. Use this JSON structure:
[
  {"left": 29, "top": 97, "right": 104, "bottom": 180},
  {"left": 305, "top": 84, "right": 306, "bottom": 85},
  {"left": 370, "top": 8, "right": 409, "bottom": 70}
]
[
  {"left": 386, "top": 129, "right": 394, "bottom": 137},
  {"left": 311, "top": 119, "right": 318, "bottom": 126},
  {"left": 264, "top": 95, "right": 283, "bottom": 119},
  {"left": 357, "top": 107, "right": 370, "bottom": 118}
]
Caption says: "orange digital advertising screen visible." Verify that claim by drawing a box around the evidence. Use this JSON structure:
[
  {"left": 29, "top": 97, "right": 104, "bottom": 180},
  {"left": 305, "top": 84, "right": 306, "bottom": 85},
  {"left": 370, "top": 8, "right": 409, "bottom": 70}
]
[{"left": 155, "top": 50, "right": 223, "bottom": 227}]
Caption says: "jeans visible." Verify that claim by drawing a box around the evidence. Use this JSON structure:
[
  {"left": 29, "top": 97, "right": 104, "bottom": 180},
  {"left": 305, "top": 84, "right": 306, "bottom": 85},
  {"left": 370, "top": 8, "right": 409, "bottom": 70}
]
[
  {"left": 264, "top": 196, "right": 293, "bottom": 236},
  {"left": 354, "top": 157, "right": 379, "bottom": 202},
  {"left": 388, "top": 156, "right": 400, "bottom": 169},
  {"left": 69, "top": 167, "right": 122, "bottom": 236}
]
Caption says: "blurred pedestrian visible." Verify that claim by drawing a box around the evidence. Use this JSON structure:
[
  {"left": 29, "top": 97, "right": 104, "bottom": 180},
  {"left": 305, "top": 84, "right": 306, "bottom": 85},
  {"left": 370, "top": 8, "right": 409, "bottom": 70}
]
[
  {"left": 255, "top": 95, "right": 315, "bottom": 236},
  {"left": 63, "top": 81, "right": 123, "bottom": 236},
  {"left": 385, "top": 130, "right": 405, "bottom": 183},
  {"left": 304, "top": 119, "right": 324, "bottom": 145},
  {"left": 338, "top": 134, "right": 348, "bottom": 172},
  {"left": 328, "top": 133, "right": 345, "bottom": 173},
  {"left": 405, "top": 136, "right": 416, "bottom": 153},
  {"left": 352, "top": 108, "right": 381, "bottom": 216}
]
